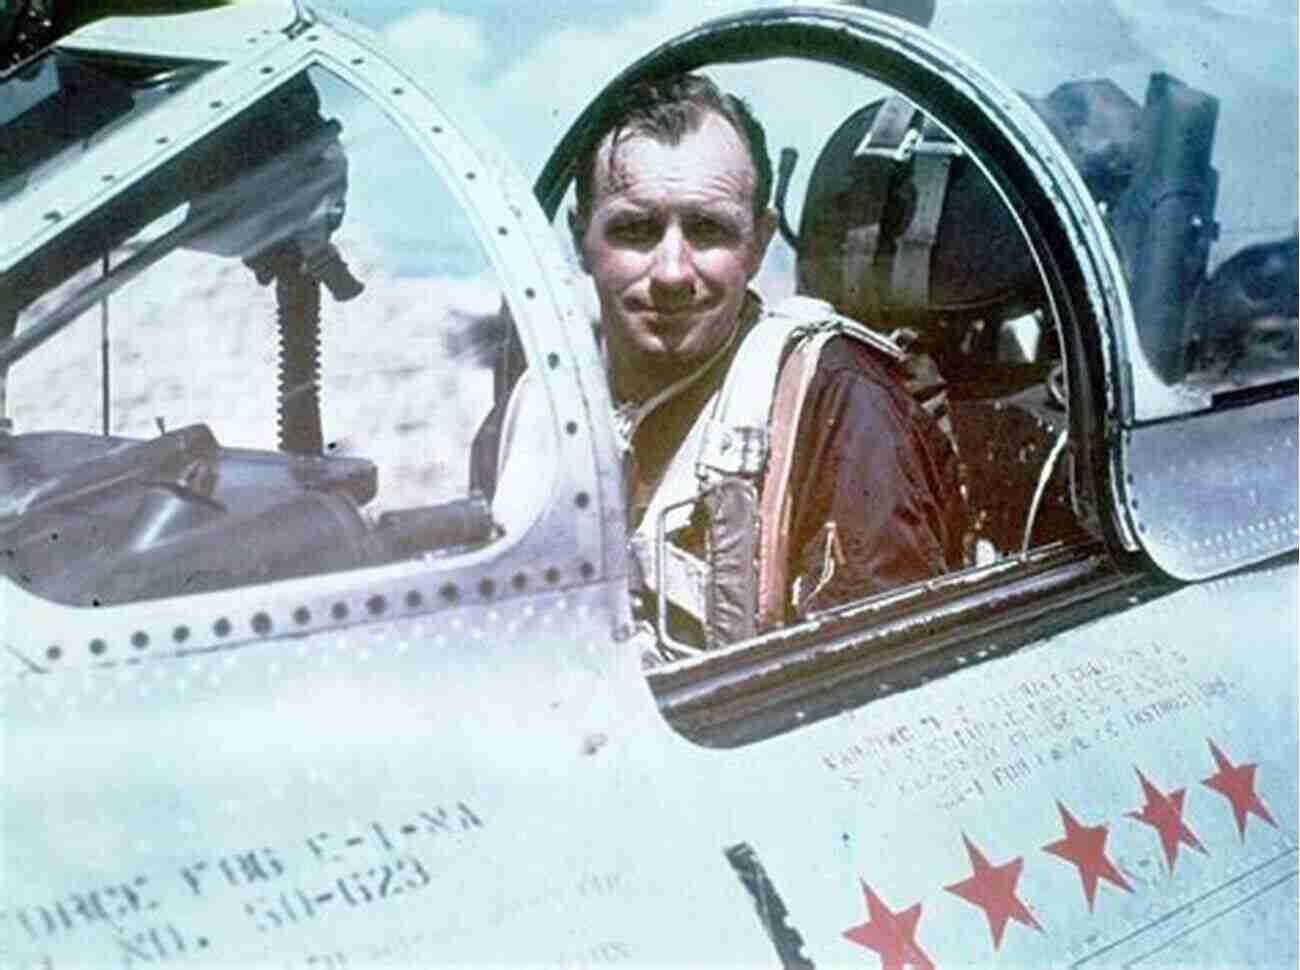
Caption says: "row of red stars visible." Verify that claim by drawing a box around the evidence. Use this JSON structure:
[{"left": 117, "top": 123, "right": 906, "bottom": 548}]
[{"left": 842, "top": 738, "right": 1279, "bottom": 970}]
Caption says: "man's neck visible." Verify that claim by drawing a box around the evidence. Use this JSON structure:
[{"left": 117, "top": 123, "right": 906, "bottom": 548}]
[{"left": 609, "top": 360, "right": 672, "bottom": 406}]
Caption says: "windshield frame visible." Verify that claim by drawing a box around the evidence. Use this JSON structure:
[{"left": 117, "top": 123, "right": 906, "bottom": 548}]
[{"left": 0, "top": 12, "right": 622, "bottom": 670}]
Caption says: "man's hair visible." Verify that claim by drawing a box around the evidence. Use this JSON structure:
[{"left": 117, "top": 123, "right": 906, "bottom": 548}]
[{"left": 573, "top": 73, "right": 772, "bottom": 224}]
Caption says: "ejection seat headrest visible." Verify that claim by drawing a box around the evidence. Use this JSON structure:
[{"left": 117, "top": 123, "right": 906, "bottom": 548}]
[
  {"left": 795, "top": 95, "right": 1041, "bottom": 330},
  {"left": 794, "top": 81, "right": 1143, "bottom": 332}
]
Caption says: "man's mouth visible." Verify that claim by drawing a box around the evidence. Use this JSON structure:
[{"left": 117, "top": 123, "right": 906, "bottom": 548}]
[{"left": 642, "top": 304, "right": 709, "bottom": 328}]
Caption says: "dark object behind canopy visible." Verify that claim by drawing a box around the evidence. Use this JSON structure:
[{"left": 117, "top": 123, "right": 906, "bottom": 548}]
[{"left": 791, "top": 79, "right": 1143, "bottom": 333}]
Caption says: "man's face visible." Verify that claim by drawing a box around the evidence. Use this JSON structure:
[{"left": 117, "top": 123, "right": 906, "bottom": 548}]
[{"left": 573, "top": 111, "right": 776, "bottom": 395}]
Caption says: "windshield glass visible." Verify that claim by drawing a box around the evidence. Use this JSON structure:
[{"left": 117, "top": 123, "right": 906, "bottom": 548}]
[
  {"left": 0, "top": 64, "right": 553, "bottom": 609},
  {"left": 930, "top": 0, "right": 1297, "bottom": 413}
]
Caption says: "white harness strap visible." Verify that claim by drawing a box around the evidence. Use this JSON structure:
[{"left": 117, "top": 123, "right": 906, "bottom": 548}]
[
  {"left": 625, "top": 410, "right": 711, "bottom": 630},
  {"left": 628, "top": 308, "right": 801, "bottom": 629},
  {"left": 631, "top": 296, "right": 904, "bottom": 641}
]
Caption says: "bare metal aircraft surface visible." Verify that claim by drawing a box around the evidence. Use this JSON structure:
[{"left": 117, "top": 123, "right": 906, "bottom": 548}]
[{"left": 1, "top": 0, "right": 1296, "bottom": 966}]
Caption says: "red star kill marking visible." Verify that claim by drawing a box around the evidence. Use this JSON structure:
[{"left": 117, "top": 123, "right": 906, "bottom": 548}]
[
  {"left": 1202, "top": 739, "right": 1277, "bottom": 840},
  {"left": 842, "top": 880, "right": 936, "bottom": 970},
  {"left": 944, "top": 834, "right": 1042, "bottom": 950},
  {"left": 1125, "top": 767, "right": 1207, "bottom": 873},
  {"left": 1042, "top": 801, "right": 1133, "bottom": 910}
]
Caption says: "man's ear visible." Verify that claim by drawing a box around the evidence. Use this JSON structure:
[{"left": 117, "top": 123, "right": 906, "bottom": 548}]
[
  {"left": 568, "top": 206, "right": 590, "bottom": 274},
  {"left": 748, "top": 206, "right": 778, "bottom": 278}
]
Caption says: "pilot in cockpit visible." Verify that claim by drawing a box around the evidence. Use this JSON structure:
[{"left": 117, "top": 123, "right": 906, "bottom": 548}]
[{"left": 498, "top": 73, "right": 967, "bottom": 655}]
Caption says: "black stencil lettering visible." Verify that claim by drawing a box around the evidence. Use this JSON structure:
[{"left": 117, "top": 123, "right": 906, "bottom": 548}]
[
  {"left": 13, "top": 908, "right": 40, "bottom": 940},
  {"left": 351, "top": 874, "right": 373, "bottom": 905},
  {"left": 236, "top": 849, "right": 278, "bottom": 883},
  {"left": 376, "top": 864, "right": 400, "bottom": 899},
  {"left": 164, "top": 925, "right": 185, "bottom": 955},
  {"left": 457, "top": 802, "right": 484, "bottom": 830},
  {"left": 305, "top": 951, "right": 349, "bottom": 968},
  {"left": 595, "top": 941, "right": 633, "bottom": 961},
  {"left": 54, "top": 902, "right": 75, "bottom": 934},
  {"left": 278, "top": 892, "right": 302, "bottom": 923},
  {"left": 218, "top": 858, "right": 237, "bottom": 886},
  {"left": 245, "top": 897, "right": 282, "bottom": 932},
  {"left": 103, "top": 882, "right": 144, "bottom": 920},
  {"left": 295, "top": 890, "right": 318, "bottom": 919},
  {"left": 116, "top": 924, "right": 186, "bottom": 965},
  {"left": 264, "top": 848, "right": 285, "bottom": 878},
  {"left": 337, "top": 874, "right": 372, "bottom": 907},
  {"left": 306, "top": 833, "right": 334, "bottom": 862},
  {"left": 180, "top": 861, "right": 208, "bottom": 896},
  {"left": 44, "top": 904, "right": 73, "bottom": 930},
  {"left": 577, "top": 872, "right": 624, "bottom": 898},
  {"left": 244, "top": 858, "right": 432, "bottom": 935},
  {"left": 404, "top": 856, "right": 431, "bottom": 890},
  {"left": 419, "top": 808, "right": 453, "bottom": 835},
  {"left": 116, "top": 932, "right": 156, "bottom": 963},
  {"left": 68, "top": 892, "right": 108, "bottom": 927}
]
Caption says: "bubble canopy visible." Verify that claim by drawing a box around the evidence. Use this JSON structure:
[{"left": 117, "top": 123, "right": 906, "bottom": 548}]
[{"left": 539, "top": 4, "right": 1296, "bottom": 582}]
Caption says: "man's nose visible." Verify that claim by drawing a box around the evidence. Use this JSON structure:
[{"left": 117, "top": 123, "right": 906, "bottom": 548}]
[{"left": 649, "top": 227, "right": 695, "bottom": 303}]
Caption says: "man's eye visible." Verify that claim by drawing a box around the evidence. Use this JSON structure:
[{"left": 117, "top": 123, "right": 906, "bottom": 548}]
[
  {"left": 685, "top": 218, "right": 737, "bottom": 246},
  {"left": 608, "top": 220, "right": 659, "bottom": 245}
]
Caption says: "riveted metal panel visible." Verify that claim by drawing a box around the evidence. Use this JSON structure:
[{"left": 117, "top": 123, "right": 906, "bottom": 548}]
[
  {"left": 7, "top": 535, "right": 1295, "bottom": 966},
  {"left": 1122, "top": 395, "right": 1298, "bottom": 581},
  {"left": 702, "top": 558, "right": 1298, "bottom": 968},
  {"left": 3, "top": 581, "right": 774, "bottom": 966}
]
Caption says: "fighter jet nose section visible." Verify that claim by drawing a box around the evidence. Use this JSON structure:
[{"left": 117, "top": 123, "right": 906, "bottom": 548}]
[{"left": 1, "top": 3, "right": 1295, "bottom": 967}]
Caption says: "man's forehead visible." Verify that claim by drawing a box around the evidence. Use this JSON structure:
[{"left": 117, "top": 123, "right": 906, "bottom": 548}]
[{"left": 592, "top": 111, "right": 755, "bottom": 200}]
